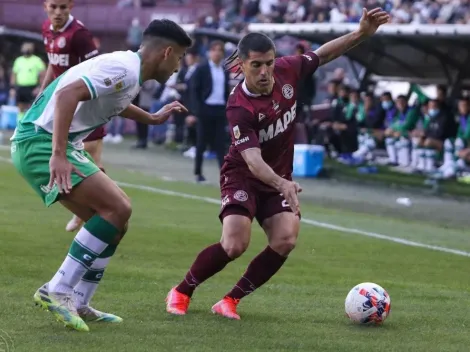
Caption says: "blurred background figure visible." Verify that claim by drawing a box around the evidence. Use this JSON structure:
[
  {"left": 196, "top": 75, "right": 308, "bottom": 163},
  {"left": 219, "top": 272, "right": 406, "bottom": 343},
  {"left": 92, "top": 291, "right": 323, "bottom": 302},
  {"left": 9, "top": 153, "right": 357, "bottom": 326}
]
[
  {"left": 190, "top": 40, "right": 229, "bottom": 183},
  {"left": 10, "top": 42, "right": 46, "bottom": 120}
]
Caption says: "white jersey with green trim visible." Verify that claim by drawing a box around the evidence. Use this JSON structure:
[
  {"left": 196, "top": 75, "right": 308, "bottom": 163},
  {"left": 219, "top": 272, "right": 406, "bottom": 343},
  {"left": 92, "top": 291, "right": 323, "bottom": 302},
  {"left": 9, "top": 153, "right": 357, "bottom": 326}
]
[{"left": 11, "top": 50, "right": 142, "bottom": 149}]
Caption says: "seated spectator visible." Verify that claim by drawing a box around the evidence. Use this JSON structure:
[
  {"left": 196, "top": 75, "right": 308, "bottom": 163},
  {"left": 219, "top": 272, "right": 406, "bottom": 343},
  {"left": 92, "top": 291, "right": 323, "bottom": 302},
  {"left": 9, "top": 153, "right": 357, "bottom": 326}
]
[
  {"left": 418, "top": 99, "right": 458, "bottom": 174},
  {"left": 453, "top": 97, "right": 470, "bottom": 172},
  {"left": 353, "top": 92, "right": 385, "bottom": 161},
  {"left": 386, "top": 94, "right": 420, "bottom": 167}
]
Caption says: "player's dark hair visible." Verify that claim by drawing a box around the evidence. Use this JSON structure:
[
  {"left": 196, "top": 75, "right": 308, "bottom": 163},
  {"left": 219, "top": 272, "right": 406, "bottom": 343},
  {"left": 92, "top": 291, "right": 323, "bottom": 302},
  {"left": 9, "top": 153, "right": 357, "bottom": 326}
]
[
  {"left": 225, "top": 32, "right": 275, "bottom": 78},
  {"left": 142, "top": 19, "right": 192, "bottom": 48},
  {"left": 397, "top": 94, "right": 407, "bottom": 100}
]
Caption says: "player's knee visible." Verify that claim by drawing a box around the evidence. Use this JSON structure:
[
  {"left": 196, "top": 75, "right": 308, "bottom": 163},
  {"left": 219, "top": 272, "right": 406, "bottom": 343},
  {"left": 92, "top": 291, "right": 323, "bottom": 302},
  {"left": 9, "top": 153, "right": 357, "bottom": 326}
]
[
  {"left": 271, "top": 233, "right": 297, "bottom": 257},
  {"left": 110, "top": 195, "right": 132, "bottom": 222},
  {"left": 221, "top": 239, "right": 249, "bottom": 259}
]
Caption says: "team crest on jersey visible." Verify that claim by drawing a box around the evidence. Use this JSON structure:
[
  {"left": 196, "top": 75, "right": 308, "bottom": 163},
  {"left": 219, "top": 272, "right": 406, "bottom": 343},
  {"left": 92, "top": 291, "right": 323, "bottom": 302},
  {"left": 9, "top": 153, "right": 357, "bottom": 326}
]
[
  {"left": 57, "top": 37, "right": 66, "bottom": 48},
  {"left": 115, "top": 81, "right": 124, "bottom": 92},
  {"left": 234, "top": 190, "right": 248, "bottom": 202},
  {"left": 233, "top": 125, "right": 241, "bottom": 139},
  {"left": 282, "top": 84, "right": 294, "bottom": 99},
  {"left": 259, "top": 113, "right": 265, "bottom": 121},
  {"left": 104, "top": 78, "right": 112, "bottom": 87}
]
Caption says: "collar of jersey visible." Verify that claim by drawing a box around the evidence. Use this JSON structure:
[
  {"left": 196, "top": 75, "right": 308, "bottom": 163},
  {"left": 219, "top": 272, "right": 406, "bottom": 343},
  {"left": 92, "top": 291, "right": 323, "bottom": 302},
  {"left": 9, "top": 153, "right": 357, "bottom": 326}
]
[
  {"left": 241, "top": 79, "right": 274, "bottom": 97},
  {"left": 50, "top": 15, "right": 74, "bottom": 32}
]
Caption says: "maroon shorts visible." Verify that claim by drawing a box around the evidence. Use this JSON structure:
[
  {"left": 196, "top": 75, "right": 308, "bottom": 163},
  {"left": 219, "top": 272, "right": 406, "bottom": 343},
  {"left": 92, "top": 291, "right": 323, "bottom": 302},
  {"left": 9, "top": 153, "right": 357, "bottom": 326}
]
[
  {"left": 83, "top": 126, "right": 106, "bottom": 142},
  {"left": 218, "top": 174, "right": 293, "bottom": 225}
]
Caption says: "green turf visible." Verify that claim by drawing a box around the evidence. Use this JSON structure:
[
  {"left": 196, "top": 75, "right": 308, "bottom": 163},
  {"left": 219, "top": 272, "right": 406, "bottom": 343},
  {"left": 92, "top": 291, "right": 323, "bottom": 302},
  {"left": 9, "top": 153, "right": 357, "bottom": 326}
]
[{"left": 0, "top": 161, "right": 469, "bottom": 352}]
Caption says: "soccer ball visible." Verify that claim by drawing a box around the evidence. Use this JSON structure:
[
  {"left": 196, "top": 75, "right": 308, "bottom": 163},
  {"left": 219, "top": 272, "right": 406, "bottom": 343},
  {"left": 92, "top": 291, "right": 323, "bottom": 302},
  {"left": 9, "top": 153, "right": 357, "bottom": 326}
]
[{"left": 344, "top": 282, "right": 391, "bottom": 324}]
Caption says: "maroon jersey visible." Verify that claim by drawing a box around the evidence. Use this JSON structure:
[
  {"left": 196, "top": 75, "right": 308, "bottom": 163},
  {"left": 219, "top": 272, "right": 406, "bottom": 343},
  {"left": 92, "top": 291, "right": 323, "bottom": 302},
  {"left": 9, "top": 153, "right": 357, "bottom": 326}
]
[
  {"left": 42, "top": 15, "right": 98, "bottom": 79},
  {"left": 222, "top": 51, "right": 320, "bottom": 191}
]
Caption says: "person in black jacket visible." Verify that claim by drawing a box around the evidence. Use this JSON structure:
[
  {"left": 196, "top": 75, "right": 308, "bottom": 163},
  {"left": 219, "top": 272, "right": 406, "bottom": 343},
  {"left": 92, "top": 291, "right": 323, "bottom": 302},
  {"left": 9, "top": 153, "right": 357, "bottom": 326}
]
[
  {"left": 422, "top": 98, "right": 458, "bottom": 173},
  {"left": 190, "top": 40, "right": 230, "bottom": 183}
]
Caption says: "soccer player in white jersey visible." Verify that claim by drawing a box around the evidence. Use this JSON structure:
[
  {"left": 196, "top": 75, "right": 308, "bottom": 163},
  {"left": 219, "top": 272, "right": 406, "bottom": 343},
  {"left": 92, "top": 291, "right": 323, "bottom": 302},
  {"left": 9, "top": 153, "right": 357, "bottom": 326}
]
[{"left": 10, "top": 19, "right": 192, "bottom": 332}]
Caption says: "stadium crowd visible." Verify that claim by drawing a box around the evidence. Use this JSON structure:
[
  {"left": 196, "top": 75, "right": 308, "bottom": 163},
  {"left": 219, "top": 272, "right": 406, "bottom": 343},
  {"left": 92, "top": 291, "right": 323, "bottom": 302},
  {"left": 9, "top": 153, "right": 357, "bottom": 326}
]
[{"left": 182, "top": 0, "right": 470, "bottom": 28}]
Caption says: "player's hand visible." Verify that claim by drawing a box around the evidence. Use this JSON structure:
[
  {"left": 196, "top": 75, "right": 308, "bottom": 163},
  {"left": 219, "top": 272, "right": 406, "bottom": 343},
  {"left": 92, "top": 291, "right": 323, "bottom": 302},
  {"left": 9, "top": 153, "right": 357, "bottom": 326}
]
[
  {"left": 280, "top": 180, "right": 302, "bottom": 216},
  {"left": 358, "top": 8, "right": 390, "bottom": 37},
  {"left": 150, "top": 101, "right": 188, "bottom": 125},
  {"left": 48, "top": 155, "right": 86, "bottom": 194}
]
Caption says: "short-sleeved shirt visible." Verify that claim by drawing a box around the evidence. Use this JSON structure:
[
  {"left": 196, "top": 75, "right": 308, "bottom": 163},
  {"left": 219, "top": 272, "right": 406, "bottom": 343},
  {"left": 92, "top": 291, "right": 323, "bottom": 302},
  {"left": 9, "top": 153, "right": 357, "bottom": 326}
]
[
  {"left": 221, "top": 51, "right": 320, "bottom": 192},
  {"left": 42, "top": 15, "right": 99, "bottom": 79},
  {"left": 12, "top": 55, "right": 46, "bottom": 87},
  {"left": 12, "top": 50, "right": 142, "bottom": 148}
]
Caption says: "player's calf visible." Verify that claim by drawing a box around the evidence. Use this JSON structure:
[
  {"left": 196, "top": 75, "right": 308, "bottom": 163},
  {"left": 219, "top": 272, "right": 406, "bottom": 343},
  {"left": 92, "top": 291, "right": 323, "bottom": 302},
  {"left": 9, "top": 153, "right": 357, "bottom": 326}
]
[
  {"left": 167, "top": 211, "right": 252, "bottom": 315},
  {"left": 216, "top": 212, "right": 299, "bottom": 319}
]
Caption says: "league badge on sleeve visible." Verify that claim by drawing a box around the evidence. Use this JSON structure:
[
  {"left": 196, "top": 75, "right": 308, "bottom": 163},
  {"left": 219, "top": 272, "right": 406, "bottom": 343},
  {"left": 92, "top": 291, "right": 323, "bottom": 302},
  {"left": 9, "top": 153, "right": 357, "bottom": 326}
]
[{"left": 233, "top": 125, "right": 241, "bottom": 139}]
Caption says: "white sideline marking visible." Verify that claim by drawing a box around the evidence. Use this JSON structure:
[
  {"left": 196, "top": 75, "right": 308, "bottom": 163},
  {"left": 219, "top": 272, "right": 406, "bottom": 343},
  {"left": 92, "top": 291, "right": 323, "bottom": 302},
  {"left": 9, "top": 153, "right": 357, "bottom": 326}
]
[
  {"left": 1, "top": 154, "right": 469, "bottom": 257},
  {"left": 116, "top": 182, "right": 470, "bottom": 258}
]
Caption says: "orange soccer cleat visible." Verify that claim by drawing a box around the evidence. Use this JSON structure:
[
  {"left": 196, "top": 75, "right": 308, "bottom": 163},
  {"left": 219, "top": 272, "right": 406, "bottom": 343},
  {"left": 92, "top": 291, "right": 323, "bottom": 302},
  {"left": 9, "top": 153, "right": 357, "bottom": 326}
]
[
  {"left": 165, "top": 287, "right": 191, "bottom": 315},
  {"left": 211, "top": 297, "right": 241, "bottom": 320}
]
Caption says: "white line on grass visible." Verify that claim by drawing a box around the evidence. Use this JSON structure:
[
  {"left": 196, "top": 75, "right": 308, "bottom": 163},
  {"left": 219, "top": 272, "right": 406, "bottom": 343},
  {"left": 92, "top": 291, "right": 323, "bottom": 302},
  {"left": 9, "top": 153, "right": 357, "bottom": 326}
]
[
  {"left": 116, "top": 182, "right": 470, "bottom": 258},
  {"left": 1, "top": 154, "right": 468, "bottom": 257}
]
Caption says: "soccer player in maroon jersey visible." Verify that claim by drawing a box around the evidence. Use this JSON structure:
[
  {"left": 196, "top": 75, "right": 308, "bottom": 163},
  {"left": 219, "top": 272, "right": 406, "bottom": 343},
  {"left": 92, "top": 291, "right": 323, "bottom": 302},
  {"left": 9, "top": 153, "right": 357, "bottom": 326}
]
[
  {"left": 39, "top": 0, "right": 104, "bottom": 232},
  {"left": 166, "top": 8, "right": 389, "bottom": 320}
]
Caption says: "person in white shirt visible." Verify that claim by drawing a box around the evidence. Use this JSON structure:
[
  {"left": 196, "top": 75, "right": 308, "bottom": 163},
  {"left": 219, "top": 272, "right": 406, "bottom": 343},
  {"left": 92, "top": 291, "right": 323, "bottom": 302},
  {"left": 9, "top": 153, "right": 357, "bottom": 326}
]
[{"left": 10, "top": 19, "right": 192, "bottom": 332}]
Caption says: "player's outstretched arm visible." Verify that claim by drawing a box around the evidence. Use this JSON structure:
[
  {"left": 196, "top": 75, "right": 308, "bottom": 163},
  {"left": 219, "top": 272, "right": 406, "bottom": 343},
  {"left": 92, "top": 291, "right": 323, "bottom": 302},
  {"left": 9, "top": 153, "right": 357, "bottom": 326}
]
[
  {"left": 121, "top": 101, "right": 187, "bottom": 125},
  {"left": 314, "top": 8, "right": 389, "bottom": 66},
  {"left": 241, "top": 148, "right": 302, "bottom": 215}
]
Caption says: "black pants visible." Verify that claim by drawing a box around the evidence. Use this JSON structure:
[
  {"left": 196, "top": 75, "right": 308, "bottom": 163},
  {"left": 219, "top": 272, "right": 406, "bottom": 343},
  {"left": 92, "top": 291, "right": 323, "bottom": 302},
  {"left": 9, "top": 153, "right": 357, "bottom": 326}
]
[{"left": 194, "top": 105, "right": 226, "bottom": 176}]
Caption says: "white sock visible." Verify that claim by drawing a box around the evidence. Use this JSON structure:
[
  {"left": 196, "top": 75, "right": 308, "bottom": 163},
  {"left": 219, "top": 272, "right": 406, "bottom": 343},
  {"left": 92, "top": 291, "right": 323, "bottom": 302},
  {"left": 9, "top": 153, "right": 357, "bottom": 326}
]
[
  {"left": 425, "top": 149, "right": 436, "bottom": 172},
  {"left": 411, "top": 138, "right": 420, "bottom": 168},
  {"left": 49, "top": 227, "right": 109, "bottom": 294},
  {"left": 397, "top": 137, "right": 410, "bottom": 166},
  {"left": 385, "top": 137, "right": 397, "bottom": 163},
  {"left": 73, "top": 256, "right": 112, "bottom": 308},
  {"left": 442, "top": 139, "right": 455, "bottom": 166}
]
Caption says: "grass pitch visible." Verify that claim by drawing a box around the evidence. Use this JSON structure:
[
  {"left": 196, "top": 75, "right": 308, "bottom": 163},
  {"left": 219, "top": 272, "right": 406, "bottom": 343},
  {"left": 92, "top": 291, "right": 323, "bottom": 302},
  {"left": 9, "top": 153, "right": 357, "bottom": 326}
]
[{"left": 0, "top": 157, "right": 469, "bottom": 352}]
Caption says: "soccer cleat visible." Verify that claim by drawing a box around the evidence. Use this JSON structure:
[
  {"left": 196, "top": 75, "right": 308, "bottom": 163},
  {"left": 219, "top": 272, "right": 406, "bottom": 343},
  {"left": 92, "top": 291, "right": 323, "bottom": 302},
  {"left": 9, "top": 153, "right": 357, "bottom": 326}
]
[
  {"left": 165, "top": 287, "right": 191, "bottom": 315},
  {"left": 211, "top": 297, "right": 241, "bottom": 320},
  {"left": 77, "top": 306, "right": 123, "bottom": 323},
  {"left": 33, "top": 284, "right": 89, "bottom": 332},
  {"left": 65, "top": 215, "right": 83, "bottom": 232}
]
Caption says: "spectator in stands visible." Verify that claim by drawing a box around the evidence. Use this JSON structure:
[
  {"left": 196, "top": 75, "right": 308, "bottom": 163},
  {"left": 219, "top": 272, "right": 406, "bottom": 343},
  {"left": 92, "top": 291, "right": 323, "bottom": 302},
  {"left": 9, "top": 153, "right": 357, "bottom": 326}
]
[
  {"left": 294, "top": 42, "right": 316, "bottom": 143},
  {"left": 386, "top": 95, "right": 420, "bottom": 168},
  {"left": 453, "top": 96, "right": 470, "bottom": 172},
  {"left": 381, "top": 91, "right": 400, "bottom": 165},
  {"left": 173, "top": 47, "right": 199, "bottom": 150},
  {"left": 0, "top": 64, "right": 9, "bottom": 106},
  {"left": 190, "top": 40, "right": 230, "bottom": 183},
  {"left": 127, "top": 18, "right": 143, "bottom": 52},
  {"left": 420, "top": 98, "right": 457, "bottom": 174},
  {"left": 317, "top": 84, "right": 352, "bottom": 158},
  {"left": 134, "top": 80, "right": 158, "bottom": 149},
  {"left": 10, "top": 42, "right": 46, "bottom": 120},
  {"left": 353, "top": 92, "right": 384, "bottom": 161}
]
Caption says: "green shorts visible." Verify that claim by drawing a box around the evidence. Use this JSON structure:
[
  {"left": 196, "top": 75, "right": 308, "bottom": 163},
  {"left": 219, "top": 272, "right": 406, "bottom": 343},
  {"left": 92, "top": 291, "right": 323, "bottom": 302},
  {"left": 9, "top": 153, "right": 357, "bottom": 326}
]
[{"left": 10, "top": 134, "right": 100, "bottom": 207}]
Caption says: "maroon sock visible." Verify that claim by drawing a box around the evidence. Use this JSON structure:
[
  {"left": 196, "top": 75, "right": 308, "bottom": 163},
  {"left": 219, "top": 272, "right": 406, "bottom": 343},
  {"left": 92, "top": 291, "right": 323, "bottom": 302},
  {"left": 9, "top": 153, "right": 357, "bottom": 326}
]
[
  {"left": 176, "top": 243, "right": 232, "bottom": 297},
  {"left": 226, "top": 246, "right": 287, "bottom": 300}
]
